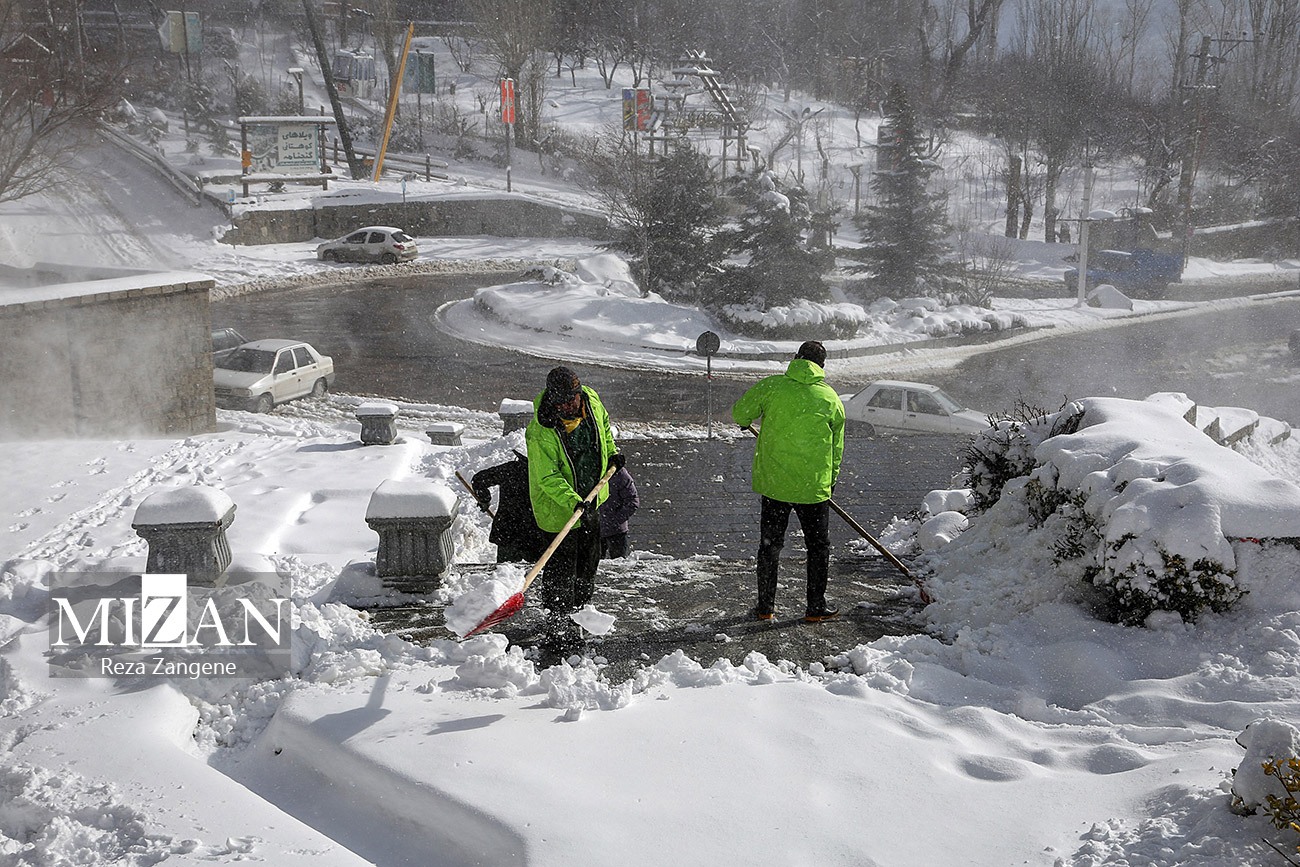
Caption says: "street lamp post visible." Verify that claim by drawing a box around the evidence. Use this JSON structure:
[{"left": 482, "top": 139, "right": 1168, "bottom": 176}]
[
  {"left": 288, "top": 67, "right": 304, "bottom": 114},
  {"left": 414, "top": 50, "right": 423, "bottom": 150}
]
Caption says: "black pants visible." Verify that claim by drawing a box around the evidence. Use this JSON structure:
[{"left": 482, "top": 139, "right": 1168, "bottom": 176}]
[
  {"left": 601, "top": 532, "right": 629, "bottom": 559},
  {"left": 540, "top": 523, "right": 601, "bottom": 614},
  {"left": 756, "top": 496, "right": 830, "bottom": 614}
]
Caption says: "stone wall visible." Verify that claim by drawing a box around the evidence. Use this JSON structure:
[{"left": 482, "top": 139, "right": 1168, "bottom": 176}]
[
  {"left": 221, "top": 196, "right": 609, "bottom": 246},
  {"left": 0, "top": 276, "right": 217, "bottom": 440}
]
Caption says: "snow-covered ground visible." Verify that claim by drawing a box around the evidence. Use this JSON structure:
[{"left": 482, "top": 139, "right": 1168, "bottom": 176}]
[{"left": 5, "top": 288, "right": 1300, "bottom": 864}]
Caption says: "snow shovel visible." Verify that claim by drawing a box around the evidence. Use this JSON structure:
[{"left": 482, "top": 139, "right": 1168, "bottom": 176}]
[
  {"left": 742, "top": 425, "right": 932, "bottom": 604},
  {"left": 462, "top": 464, "right": 618, "bottom": 638},
  {"left": 455, "top": 470, "right": 494, "bottom": 518}
]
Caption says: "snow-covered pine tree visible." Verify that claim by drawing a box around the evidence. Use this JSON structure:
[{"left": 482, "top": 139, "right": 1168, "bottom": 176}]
[
  {"left": 717, "top": 167, "right": 831, "bottom": 309},
  {"left": 855, "top": 80, "right": 952, "bottom": 297},
  {"left": 606, "top": 144, "right": 727, "bottom": 304}
]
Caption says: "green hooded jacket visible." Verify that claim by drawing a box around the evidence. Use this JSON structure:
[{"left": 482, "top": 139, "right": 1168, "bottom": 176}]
[
  {"left": 525, "top": 386, "right": 618, "bottom": 532},
  {"left": 732, "top": 358, "right": 845, "bottom": 504}
]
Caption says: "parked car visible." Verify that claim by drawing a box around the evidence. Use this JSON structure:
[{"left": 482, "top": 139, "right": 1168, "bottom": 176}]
[
  {"left": 213, "top": 339, "right": 334, "bottom": 413},
  {"left": 316, "top": 226, "right": 418, "bottom": 264},
  {"left": 841, "top": 380, "right": 989, "bottom": 436},
  {"left": 211, "top": 327, "right": 248, "bottom": 362}
]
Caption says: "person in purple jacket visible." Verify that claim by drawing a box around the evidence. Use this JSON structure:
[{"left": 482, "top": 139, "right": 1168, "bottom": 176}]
[{"left": 598, "top": 465, "right": 640, "bottom": 558}]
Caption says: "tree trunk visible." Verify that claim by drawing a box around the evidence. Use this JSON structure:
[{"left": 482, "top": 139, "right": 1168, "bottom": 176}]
[
  {"left": 1005, "top": 154, "right": 1021, "bottom": 238},
  {"left": 1043, "top": 163, "right": 1057, "bottom": 244}
]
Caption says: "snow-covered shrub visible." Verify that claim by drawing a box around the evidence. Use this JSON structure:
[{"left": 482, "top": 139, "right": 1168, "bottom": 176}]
[
  {"left": 1094, "top": 535, "right": 1243, "bottom": 625},
  {"left": 1259, "top": 756, "right": 1300, "bottom": 862},
  {"left": 962, "top": 401, "right": 1084, "bottom": 512},
  {"left": 715, "top": 299, "right": 866, "bottom": 340},
  {"left": 1230, "top": 719, "right": 1300, "bottom": 862}
]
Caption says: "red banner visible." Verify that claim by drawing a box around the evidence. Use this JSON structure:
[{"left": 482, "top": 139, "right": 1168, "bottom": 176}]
[{"left": 500, "top": 78, "right": 515, "bottom": 125}]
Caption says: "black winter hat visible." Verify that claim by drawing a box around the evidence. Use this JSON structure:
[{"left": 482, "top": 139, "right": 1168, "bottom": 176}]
[
  {"left": 795, "top": 340, "right": 827, "bottom": 367},
  {"left": 546, "top": 366, "right": 581, "bottom": 399}
]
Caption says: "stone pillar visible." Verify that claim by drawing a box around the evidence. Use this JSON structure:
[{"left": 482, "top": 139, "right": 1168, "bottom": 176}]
[
  {"left": 425, "top": 422, "right": 464, "bottom": 446},
  {"left": 132, "top": 486, "right": 236, "bottom": 585},
  {"left": 499, "top": 398, "right": 533, "bottom": 435},
  {"left": 356, "top": 401, "right": 399, "bottom": 445},
  {"left": 365, "top": 479, "right": 458, "bottom": 593}
]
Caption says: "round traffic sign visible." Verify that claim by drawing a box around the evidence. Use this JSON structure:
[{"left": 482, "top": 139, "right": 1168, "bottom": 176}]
[{"left": 695, "top": 331, "right": 720, "bottom": 357}]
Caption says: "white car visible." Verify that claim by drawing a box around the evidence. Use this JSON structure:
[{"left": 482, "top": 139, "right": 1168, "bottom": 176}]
[
  {"left": 316, "top": 226, "right": 418, "bottom": 264},
  {"left": 841, "top": 380, "right": 989, "bottom": 436},
  {"left": 213, "top": 339, "right": 335, "bottom": 413}
]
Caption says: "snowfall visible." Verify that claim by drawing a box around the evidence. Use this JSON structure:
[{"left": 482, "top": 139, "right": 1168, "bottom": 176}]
[{"left": 7, "top": 40, "right": 1300, "bottom": 867}]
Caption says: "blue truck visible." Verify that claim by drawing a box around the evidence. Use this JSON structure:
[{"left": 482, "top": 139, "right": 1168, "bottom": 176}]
[{"left": 1062, "top": 209, "right": 1185, "bottom": 298}]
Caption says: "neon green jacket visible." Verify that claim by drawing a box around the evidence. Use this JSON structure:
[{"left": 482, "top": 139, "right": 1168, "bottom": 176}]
[
  {"left": 732, "top": 359, "right": 845, "bottom": 504},
  {"left": 525, "top": 386, "right": 617, "bottom": 532}
]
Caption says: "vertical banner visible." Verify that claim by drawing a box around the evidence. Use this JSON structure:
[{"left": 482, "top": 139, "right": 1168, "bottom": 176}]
[
  {"left": 622, "top": 88, "right": 636, "bottom": 131},
  {"left": 635, "top": 88, "right": 652, "bottom": 131},
  {"left": 183, "top": 11, "right": 202, "bottom": 54},
  {"left": 500, "top": 78, "right": 515, "bottom": 124},
  {"left": 623, "top": 88, "right": 652, "bottom": 131}
]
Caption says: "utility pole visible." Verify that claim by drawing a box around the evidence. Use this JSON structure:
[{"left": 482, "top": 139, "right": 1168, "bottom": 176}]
[
  {"left": 1074, "top": 141, "right": 1095, "bottom": 308},
  {"left": 1174, "top": 34, "right": 1251, "bottom": 261},
  {"left": 1173, "top": 35, "right": 1212, "bottom": 261},
  {"left": 303, "top": 0, "right": 364, "bottom": 179}
]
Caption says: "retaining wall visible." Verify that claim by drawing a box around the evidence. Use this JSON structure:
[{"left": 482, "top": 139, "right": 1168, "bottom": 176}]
[
  {"left": 221, "top": 197, "right": 609, "bottom": 246},
  {"left": 0, "top": 275, "right": 217, "bottom": 440}
]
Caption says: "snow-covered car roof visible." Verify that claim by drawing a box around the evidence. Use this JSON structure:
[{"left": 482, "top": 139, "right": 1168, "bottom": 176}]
[
  {"left": 238, "top": 339, "right": 315, "bottom": 352},
  {"left": 864, "top": 380, "right": 945, "bottom": 393}
]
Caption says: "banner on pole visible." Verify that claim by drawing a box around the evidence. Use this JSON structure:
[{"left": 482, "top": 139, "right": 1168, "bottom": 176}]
[
  {"left": 622, "top": 88, "right": 652, "bottom": 131},
  {"left": 500, "top": 78, "right": 515, "bottom": 124}
]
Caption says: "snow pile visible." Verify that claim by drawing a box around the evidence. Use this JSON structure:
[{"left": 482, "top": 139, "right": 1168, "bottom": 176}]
[
  {"left": 364, "top": 479, "right": 457, "bottom": 520},
  {"left": 441, "top": 564, "right": 525, "bottom": 638},
  {"left": 132, "top": 485, "right": 234, "bottom": 524}
]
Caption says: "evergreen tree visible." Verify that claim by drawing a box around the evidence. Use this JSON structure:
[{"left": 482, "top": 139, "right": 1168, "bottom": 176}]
[
  {"left": 604, "top": 144, "right": 726, "bottom": 303},
  {"left": 856, "top": 81, "right": 952, "bottom": 296},
  {"left": 718, "top": 167, "right": 830, "bottom": 309}
]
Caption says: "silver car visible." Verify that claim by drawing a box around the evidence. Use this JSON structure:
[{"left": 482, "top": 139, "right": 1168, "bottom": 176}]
[
  {"left": 316, "top": 226, "right": 418, "bottom": 264},
  {"left": 841, "top": 380, "right": 988, "bottom": 436},
  {"left": 213, "top": 339, "right": 335, "bottom": 413}
]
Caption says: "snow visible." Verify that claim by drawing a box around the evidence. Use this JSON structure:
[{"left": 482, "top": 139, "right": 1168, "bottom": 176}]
[
  {"left": 133, "top": 485, "right": 235, "bottom": 525},
  {"left": 5, "top": 268, "right": 1300, "bottom": 864},
  {"left": 354, "top": 401, "right": 399, "bottom": 417},
  {"left": 364, "top": 480, "right": 456, "bottom": 520},
  {"left": 6, "top": 37, "right": 1300, "bottom": 867},
  {"left": 442, "top": 565, "right": 525, "bottom": 639}
]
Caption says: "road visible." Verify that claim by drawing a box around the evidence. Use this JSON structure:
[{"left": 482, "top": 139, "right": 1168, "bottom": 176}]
[{"left": 212, "top": 272, "right": 1300, "bottom": 427}]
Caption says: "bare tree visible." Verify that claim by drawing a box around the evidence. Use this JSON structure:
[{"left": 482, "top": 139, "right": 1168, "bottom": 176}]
[
  {"left": 469, "top": 0, "right": 552, "bottom": 143},
  {"left": 1008, "top": 0, "right": 1109, "bottom": 242},
  {"left": 921, "top": 0, "right": 1009, "bottom": 105},
  {"left": 0, "top": 0, "right": 126, "bottom": 203}
]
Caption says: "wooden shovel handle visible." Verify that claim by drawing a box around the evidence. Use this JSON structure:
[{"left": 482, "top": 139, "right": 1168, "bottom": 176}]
[
  {"left": 455, "top": 470, "right": 494, "bottom": 518},
  {"left": 521, "top": 464, "right": 619, "bottom": 593}
]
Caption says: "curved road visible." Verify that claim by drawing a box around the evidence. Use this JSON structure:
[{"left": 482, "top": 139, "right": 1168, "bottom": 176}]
[{"left": 211, "top": 273, "right": 1300, "bottom": 427}]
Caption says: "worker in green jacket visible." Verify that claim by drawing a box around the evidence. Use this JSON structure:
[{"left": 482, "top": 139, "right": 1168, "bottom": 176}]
[
  {"left": 526, "top": 366, "right": 623, "bottom": 654},
  {"left": 732, "top": 340, "right": 845, "bottom": 623}
]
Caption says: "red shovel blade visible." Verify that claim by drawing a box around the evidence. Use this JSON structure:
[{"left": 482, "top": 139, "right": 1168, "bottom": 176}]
[{"left": 462, "top": 591, "right": 526, "bottom": 639}]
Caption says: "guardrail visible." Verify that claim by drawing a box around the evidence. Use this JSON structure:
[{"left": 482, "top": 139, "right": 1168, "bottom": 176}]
[
  {"left": 324, "top": 139, "right": 450, "bottom": 181},
  {"left": 97, "top": 123, "right": 204, "bottom": 207}
]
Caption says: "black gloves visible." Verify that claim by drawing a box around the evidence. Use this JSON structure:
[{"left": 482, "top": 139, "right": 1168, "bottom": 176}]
[
  {"left": 610, "top": 452, "right": 626, "bottom": 472},
  {"left": 578, "top": 498, "right": 599, "bottom": 530}
]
